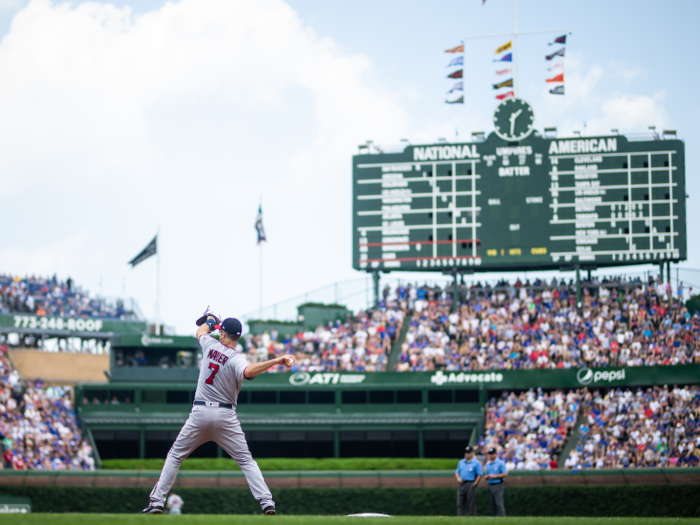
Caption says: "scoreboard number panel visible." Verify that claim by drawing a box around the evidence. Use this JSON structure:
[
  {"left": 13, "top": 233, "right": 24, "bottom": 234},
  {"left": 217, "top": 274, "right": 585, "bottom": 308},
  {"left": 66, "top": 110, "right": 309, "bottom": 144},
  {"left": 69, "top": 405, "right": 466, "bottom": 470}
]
[{"left": 352, "top": 99, "right": 686, "bottom": 273}]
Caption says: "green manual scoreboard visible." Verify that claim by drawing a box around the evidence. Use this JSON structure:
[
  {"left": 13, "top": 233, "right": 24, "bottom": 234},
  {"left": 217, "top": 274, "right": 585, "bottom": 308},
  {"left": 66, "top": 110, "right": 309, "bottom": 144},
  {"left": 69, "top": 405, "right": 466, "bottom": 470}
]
[{"left": 352, "top": 99, "right": 686, "bottom": 273}]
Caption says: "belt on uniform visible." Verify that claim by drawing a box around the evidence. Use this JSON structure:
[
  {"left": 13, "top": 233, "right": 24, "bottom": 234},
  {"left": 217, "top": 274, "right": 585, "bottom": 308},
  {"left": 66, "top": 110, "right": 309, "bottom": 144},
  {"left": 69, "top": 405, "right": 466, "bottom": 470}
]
[
  {"left": 194, "top": 401, "right": 233, "bottom": 409},
  {"left": 488, "top": 481, "right": 504, "bottom": 484}
]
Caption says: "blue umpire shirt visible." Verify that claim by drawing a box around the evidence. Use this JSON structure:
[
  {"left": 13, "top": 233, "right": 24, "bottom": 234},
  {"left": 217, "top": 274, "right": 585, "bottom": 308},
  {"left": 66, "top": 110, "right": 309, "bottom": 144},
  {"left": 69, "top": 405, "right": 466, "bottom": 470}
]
[
  {"left": 485, "top": 458, "right": 508, "bottom": 484},
  {"left": 456, "top": 457, "right": 483, "bottom": 482}
]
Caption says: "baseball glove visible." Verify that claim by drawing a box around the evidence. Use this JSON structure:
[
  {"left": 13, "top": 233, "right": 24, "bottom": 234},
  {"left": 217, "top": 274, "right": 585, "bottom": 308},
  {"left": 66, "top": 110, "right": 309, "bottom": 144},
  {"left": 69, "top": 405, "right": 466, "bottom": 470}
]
[{"left": 195, "top": 306, "right": 221, "bottom": 328}]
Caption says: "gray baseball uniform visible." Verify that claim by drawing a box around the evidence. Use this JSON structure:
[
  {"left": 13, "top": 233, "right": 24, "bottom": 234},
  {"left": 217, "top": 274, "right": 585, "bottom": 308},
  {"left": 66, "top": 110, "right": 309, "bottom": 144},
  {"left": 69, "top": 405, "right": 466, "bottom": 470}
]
[{"left": 149, "top": 334, "right": 274, "bottom": 511}]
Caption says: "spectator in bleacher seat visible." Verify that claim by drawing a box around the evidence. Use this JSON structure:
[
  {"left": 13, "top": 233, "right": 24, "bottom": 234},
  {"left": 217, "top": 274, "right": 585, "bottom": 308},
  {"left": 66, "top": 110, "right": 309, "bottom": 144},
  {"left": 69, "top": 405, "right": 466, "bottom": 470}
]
[{"left": 0, "top": 345, "right": 95, "bottom": 470}]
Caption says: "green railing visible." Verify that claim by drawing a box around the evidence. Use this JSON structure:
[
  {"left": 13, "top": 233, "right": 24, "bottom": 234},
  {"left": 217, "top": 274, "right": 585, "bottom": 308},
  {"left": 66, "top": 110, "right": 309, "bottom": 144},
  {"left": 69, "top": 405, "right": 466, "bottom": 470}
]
[{"left": 0, "top": 467, "right": 697, "bottom": 488}]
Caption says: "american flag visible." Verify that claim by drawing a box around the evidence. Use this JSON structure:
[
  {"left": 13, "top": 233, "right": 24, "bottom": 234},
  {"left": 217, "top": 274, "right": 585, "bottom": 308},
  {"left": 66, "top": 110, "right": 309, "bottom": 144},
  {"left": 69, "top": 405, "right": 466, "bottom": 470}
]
[{"left": 255, "top": 205, "right": 267, "bottom": 244}]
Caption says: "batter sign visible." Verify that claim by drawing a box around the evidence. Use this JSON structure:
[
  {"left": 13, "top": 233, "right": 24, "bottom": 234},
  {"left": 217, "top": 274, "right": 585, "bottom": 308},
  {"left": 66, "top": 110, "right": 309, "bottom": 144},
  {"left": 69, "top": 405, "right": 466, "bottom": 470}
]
[{"left": 141, "top": 308, "right": 295, "bottom": 515}]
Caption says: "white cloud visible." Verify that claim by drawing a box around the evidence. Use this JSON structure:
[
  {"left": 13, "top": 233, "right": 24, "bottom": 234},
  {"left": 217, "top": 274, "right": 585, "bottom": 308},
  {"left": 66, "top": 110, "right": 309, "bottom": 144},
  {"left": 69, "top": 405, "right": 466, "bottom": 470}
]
[{"left": 0, "top": 0, "right": 410, "bottom": 332}]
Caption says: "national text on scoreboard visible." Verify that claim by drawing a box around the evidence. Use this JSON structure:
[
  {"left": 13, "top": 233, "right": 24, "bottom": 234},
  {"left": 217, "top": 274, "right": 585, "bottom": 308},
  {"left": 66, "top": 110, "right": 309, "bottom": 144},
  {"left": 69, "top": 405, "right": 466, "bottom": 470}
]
[{"left": 352, "top": 130, "right": 686, "bottom": 273}]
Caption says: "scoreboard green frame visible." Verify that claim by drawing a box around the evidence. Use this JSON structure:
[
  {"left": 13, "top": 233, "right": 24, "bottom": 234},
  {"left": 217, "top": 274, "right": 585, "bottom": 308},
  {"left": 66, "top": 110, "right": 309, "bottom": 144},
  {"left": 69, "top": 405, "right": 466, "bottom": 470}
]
[{"left": 352, "top": 131, "right": 686, "bottom": 273}]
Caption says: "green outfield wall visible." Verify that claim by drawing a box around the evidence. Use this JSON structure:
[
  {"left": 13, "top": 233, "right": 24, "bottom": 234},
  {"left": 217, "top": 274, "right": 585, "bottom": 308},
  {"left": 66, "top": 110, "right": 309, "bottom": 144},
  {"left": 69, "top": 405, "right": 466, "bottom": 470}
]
[{"left": 75, "top": 364, "right": 700, "bottom": 460}]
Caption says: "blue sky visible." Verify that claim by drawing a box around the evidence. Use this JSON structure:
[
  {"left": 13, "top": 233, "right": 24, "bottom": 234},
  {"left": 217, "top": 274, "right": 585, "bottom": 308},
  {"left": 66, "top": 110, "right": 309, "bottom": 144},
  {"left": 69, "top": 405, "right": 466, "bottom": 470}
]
[{"left": 0, "top": 0, "right": 697, "bottom": 333}]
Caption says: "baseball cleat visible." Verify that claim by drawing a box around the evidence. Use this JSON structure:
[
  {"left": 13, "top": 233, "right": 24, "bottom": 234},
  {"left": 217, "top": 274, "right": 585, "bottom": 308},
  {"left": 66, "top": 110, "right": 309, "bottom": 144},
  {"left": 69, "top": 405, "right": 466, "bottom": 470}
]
[
  {"left": 141, "top": 505, "right": 165, "bottom": 514},
  {"left": 263, "top": 506, "right": 276, "bottom": 515}
]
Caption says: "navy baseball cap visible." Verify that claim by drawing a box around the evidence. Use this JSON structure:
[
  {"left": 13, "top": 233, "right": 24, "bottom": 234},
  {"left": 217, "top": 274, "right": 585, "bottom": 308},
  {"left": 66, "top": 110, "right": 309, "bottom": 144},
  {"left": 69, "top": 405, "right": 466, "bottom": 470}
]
[
  {"left": 220, "top": 318, "right": 242, "bottom": 337},
  {"left": 487, "top": 447, "right": 497, "bottom": 454},
  {"left": 465, "top": 446, "right": 474, "bottom": 453}
]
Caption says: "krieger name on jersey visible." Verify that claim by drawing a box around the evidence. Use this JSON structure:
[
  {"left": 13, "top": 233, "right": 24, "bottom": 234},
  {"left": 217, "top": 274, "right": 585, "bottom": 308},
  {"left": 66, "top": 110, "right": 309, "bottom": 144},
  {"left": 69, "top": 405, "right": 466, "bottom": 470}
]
[{"left": 208, "top": 348, "right": 229, "bottom": 365}]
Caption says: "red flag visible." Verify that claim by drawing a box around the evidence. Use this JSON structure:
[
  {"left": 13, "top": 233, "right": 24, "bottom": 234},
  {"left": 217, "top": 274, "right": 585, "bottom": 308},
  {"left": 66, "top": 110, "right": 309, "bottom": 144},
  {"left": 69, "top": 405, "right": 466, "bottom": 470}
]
[
  {"left": 445, "top": 44, "right": 464, "bottom": 53},
  {"left": 546, "top": 73, "right": 564, "bottom": 83},
  {"left": 447, "top": 70, "right": 463, "bottom": 79},
  {"left": 496, "top": 91, "right": 514, "bottom": 101}
]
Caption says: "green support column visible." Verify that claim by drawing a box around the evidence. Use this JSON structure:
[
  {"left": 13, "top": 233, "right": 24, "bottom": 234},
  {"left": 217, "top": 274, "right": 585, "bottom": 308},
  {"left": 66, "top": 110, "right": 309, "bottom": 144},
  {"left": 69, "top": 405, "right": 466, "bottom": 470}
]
[
  {"left": 575, "top": 265, "right": 582, "bottom": 311},
  {"left": 217, "top": 444, "right": 223, "bottom": 458},
  {"left": 659, "top": 262, "right": 664, "bottom": 283},
  {"left": 667, "top": 261, "right": 672, "bottom": 285},
  {"left": 372, "top": 271, "right": 380, "bottom": 308},
  {"left": 139, "top": 429, "right": 146, "bottom": 460},
  {"left": 334, "top": 430, "right": 340, "bottom": 459},
  {"left": 418, "top": 429, "right": 424, "bottom": 459}
]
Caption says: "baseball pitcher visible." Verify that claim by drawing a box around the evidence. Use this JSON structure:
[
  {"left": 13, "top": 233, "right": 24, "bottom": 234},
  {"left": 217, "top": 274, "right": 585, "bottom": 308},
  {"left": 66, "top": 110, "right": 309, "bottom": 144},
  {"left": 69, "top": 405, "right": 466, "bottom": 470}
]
[{"left": 142, "top": 309, "right": 295, "bottom": 515}]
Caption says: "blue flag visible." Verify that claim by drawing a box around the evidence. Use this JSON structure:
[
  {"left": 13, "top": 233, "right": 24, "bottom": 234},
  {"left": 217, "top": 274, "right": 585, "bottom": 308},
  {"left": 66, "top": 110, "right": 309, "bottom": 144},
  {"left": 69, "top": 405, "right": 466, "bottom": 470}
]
[
  {"left": 255, "top": 205, "right": 266, "bottom": 244},
  {"left": 494, "top": 53, "right": 512, "bottom": 62},
  {"left": 447, "top": 56, "right": 463, "bottom": 67}
]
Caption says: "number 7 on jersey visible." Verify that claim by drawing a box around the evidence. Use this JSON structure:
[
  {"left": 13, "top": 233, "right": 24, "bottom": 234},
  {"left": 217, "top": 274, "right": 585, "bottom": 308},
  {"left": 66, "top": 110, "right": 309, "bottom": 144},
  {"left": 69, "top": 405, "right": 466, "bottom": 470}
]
[{"left": 205, "top": 363, "right": 220, "bottom": 384}]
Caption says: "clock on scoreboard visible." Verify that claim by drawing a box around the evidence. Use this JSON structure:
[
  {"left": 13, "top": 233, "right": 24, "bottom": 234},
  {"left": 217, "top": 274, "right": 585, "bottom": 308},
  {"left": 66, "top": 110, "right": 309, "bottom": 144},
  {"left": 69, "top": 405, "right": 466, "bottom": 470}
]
[{"left": 352, "top": 98, "right": 686, "bottom": 273}]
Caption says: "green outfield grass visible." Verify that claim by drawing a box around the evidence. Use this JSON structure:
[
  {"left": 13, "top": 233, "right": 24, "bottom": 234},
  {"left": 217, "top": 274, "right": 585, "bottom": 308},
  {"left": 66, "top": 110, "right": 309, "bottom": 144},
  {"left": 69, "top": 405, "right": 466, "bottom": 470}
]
[
  {"left": 101, "top": 457, "right": 457, "bottom": 471},
  {"left": 2, "top": 515, "right": 699, "bottom": 525}
]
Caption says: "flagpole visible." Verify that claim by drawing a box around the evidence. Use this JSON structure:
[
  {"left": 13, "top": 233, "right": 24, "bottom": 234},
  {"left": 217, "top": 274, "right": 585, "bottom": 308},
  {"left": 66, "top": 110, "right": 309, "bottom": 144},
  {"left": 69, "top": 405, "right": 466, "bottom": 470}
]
[
  {"left": 259, "top": 198, "right": 263, "bottom": 320},
  {"left": 513, "top": 0, "right": 518, "bottom": 97},
  {"left": 156, "top": 225, "right": 160, "bottom": 336}
]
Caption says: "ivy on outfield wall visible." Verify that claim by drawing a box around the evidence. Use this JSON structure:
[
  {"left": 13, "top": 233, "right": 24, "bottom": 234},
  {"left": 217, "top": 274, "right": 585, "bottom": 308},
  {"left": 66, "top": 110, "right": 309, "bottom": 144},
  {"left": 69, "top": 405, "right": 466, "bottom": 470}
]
[{"left": 1, "top": 486, "right": 698, "bottom": 516}]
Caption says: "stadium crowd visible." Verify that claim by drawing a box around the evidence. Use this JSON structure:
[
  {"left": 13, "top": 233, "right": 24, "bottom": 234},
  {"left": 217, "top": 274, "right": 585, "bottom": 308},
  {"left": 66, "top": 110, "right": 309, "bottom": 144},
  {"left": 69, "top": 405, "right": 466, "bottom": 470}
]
[
  {"left": 0, "top": 345, "right": 95, "bottom": 470},
  {"left": 245, "top": 301, "right": 407, "bottom": 373},
  {"left": 0, "top": 274, "right": 124, "bottom": 319},
  {"left": 478, "top": 385, "right": 700, "bottom": 470},
  {"left": 393, "top": 275, "right": 698, "bottom": 372},
  {"left": 478, "top": 389, "right": 581, "bottom": 470},
  {"left": 566, "top": 385, "right": 700, "bottom": 469}
]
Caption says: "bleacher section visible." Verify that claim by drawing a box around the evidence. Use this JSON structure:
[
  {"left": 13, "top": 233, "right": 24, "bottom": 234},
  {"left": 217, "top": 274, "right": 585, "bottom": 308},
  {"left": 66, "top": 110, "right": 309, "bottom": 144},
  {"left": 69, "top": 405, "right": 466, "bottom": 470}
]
[{"left": 0, "top": 345, "right": 96, "bottom": 470}]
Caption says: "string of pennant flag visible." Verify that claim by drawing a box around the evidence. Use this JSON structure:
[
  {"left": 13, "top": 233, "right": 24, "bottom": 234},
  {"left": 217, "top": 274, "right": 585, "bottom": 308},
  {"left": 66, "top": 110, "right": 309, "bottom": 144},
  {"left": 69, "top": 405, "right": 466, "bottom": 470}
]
[
  {"left": 545, "top": 34, "right": 566, "bottom": 95},
  {"left": 445, "top": 44, "right": 464, "bottom": 104},
  {"left": 443, "top": 32, "right": 569, "bottom": 104},
  {"left": 493, "top": 40, "right": 514, "bottom": 101}
]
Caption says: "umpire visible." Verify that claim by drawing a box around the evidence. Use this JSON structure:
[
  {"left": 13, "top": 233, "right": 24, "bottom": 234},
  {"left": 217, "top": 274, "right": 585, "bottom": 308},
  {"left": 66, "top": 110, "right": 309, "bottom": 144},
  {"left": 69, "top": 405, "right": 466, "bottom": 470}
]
[
  {"left": 455, "top": 446, "right": 482, "bottom": 516},
  {"left": 484, "top": 447, "right": 508, "bottom": 516}
]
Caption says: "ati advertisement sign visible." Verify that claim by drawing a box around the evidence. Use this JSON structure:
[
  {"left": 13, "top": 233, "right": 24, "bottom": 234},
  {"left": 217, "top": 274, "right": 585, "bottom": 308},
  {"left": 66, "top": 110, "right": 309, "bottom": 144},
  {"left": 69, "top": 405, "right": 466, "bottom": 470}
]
[
  {"left": 247, "top": 364, "right": 700, "bottom": 390},
  {"left": 289, "top": 372, "right": 366, "bottom": 385}
]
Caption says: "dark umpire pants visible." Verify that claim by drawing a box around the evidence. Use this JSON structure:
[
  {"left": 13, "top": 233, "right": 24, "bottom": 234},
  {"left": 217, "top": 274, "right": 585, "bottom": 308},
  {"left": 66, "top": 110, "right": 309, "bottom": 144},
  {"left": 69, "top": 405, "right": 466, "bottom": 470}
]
[
  {"left": 457, "top": 481, "right": 477, "bottom": 516},
  {"left": 487, "top": 482, "right": 506, "bottom": 517}
]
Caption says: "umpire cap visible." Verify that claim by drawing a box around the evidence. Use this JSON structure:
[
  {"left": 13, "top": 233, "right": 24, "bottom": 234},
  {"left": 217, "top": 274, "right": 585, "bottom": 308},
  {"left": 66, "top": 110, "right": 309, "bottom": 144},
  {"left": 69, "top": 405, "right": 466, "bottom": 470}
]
[
  {"left": 487, "top": 447, "right": 497, "bottom": 454},
  {"left": 220, "top": 318, "right": 242, "bottom": 337},
  {"left": 465, "top": 446, "right": 474, "bottom": 453}
]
